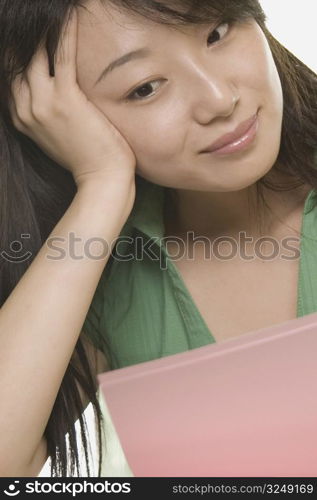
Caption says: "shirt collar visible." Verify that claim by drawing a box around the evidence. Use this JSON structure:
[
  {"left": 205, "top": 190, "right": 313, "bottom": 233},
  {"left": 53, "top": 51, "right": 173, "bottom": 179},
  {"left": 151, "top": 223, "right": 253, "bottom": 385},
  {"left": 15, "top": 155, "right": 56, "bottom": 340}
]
[
  {"left": 304, "top": 188, "right": 317, "bottom": 215},
  {"left": 304, "top": 151, "right": 317, "bottom": 214},
  {"left": 121, "top": 176, "right": 167, "bottom": 240}
]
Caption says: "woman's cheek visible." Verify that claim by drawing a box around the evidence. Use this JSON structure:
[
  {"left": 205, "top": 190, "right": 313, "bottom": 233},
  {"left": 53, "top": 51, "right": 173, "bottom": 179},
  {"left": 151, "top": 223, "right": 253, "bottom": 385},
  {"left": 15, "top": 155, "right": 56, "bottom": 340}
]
[
  {"left": 243, "top": 25, "right": 282, "bottom": 105},
  {"left": 124, "top": 106, "right": 186, "bottom": 165}
]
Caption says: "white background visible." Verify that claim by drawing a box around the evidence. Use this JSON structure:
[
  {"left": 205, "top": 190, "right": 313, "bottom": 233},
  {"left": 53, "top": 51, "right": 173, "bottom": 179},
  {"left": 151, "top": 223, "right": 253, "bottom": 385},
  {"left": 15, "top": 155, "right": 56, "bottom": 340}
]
[
  {"left": 260, "top": 0, "right": 316, "bottom": 71},
  {"left": 39, "top": 0, "right": 316, "bottom": 477}
]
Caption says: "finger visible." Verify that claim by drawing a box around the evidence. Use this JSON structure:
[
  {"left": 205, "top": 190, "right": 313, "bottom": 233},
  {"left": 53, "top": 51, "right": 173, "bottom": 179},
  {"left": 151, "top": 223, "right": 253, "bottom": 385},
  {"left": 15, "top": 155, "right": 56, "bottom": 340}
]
[
  {"left": 54, "top": 8, "right": 78, "bottom": 84},
  {"left": 8, "top": 97, "right": 25, "bottom": 132},
  {"left": 10, "top": 73, "right": 32, "bottom": 129},
  {"left": 25, "top": 42, "right": 53, "bottom": 99}
]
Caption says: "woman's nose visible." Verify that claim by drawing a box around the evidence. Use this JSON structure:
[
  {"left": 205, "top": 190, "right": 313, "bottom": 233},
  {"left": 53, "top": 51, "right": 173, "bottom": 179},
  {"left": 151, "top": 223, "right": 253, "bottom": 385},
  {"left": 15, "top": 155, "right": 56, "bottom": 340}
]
[{"left": 188, "top": 72, "right": 240, "bottom": 124}]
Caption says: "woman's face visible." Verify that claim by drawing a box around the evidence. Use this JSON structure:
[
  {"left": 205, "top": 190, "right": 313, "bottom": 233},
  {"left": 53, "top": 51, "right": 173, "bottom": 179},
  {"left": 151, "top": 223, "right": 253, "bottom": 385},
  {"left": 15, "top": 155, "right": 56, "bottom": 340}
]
[{"left": 76, "top": 0, "right": 283, "bottom": 192}]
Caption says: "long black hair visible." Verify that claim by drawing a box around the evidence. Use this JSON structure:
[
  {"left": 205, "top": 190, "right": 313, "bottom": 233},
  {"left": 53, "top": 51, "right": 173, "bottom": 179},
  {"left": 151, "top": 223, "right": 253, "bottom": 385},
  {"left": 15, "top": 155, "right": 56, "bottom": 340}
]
[{"left": 0, "top": 0, "right": 316, "bottom": 477}]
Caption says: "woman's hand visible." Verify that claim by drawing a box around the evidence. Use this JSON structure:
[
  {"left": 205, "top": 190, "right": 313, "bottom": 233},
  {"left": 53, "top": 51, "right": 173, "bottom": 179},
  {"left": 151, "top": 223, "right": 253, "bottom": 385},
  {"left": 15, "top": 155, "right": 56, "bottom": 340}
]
[{"left": 9, "top": 9, "right": 136, "bottom": 188}]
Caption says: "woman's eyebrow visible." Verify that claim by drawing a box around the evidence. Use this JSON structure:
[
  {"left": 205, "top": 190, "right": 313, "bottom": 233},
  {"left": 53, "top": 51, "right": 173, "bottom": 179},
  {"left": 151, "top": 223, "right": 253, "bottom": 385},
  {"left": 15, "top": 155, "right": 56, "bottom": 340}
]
[{"left": 94, "top": 48, "right": 151, "bottom": 87}]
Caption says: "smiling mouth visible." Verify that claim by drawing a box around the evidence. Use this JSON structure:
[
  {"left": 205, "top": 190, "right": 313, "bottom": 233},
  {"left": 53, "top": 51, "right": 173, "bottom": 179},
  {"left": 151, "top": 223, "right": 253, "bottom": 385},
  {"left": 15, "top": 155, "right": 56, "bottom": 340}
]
[{"left": 201, "top": 112, "right": 259, "bottom": 156}]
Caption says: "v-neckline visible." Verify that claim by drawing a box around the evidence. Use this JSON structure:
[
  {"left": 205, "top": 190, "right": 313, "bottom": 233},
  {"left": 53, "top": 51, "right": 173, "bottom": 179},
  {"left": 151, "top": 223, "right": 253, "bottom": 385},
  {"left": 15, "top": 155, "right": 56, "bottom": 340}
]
[{"left": 165, "top": 188, "right": 317, "bottom": 345}]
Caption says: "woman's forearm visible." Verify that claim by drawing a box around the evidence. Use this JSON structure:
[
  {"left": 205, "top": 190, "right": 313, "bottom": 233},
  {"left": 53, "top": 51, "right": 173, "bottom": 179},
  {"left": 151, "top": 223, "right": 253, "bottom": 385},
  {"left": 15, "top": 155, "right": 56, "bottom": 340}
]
[{"left": 0, "top": 174, "right": 135, "bottom": 476}]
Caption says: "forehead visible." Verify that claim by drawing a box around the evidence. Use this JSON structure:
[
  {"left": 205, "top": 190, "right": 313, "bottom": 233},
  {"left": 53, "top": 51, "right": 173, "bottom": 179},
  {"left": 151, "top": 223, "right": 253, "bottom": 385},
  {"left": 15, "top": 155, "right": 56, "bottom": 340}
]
[
  {"left": 78, "top": 0, "right": 171, "bottom": 47},
  {"left": 77, "top": 0, "right": 205, "bottom": 51},
  {"left": 77, "top": 0, "right": 197, "bottom": 87}
]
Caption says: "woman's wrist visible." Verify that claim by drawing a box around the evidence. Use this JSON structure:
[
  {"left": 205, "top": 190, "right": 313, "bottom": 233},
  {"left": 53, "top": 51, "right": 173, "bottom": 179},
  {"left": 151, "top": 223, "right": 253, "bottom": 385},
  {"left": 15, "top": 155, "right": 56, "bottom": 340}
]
[{"left": 75, "top": 171, "right": 136, "bottom": 219}]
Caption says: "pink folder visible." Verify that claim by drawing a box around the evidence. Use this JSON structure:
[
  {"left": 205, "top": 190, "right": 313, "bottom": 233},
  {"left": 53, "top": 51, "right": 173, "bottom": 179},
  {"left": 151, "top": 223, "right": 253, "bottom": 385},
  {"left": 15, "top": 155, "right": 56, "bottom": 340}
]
[{"left": 98, "top": 312, "right": 317, "bottom": 477}]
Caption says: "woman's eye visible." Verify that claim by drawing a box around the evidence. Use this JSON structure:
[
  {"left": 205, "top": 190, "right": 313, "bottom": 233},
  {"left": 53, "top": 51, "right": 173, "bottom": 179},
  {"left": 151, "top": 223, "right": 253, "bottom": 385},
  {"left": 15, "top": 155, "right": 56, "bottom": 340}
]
[
  {"left": 127, "top": 80, "right": 162, "bottom": 101},
  {"left": 124, "top": 22, "right": 229, "bottom": 102},
  {"left": 207, "top": 22, "right": 230, "bottom": 46}
]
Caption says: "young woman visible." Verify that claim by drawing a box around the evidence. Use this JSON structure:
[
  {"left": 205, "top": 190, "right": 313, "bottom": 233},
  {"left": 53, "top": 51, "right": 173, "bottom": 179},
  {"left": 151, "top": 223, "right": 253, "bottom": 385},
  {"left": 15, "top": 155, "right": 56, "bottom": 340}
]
[{"left": 0, "top": 0, "right": 316, "bottom": 477}]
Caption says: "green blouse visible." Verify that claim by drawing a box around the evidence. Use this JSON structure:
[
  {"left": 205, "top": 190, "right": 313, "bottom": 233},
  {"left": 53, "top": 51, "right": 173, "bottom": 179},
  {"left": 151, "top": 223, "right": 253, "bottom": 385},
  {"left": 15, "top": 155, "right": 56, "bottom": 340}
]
[{"left": 82, "top": 177, "right": 317, "bottom": 370}]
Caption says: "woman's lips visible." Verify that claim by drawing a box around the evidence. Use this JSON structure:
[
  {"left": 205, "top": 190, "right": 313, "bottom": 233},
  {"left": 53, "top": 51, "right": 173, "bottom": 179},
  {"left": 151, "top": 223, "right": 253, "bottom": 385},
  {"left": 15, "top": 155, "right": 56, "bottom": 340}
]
[{"left": 201, "top": 112, "right": 259, "bottom": 156}]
